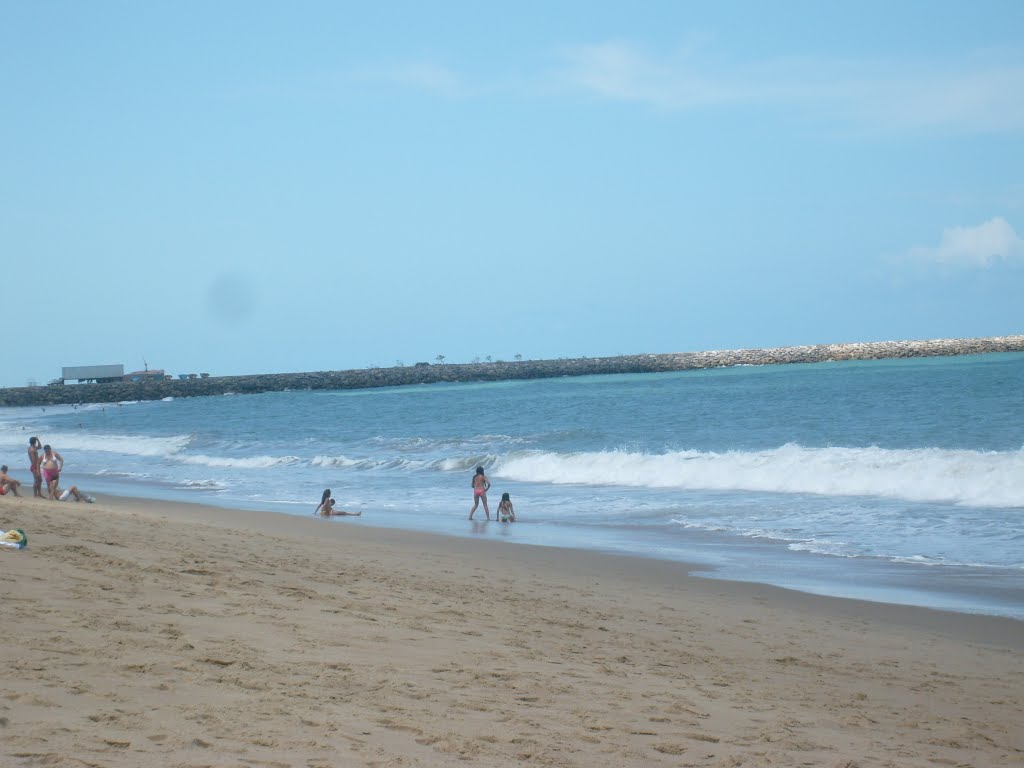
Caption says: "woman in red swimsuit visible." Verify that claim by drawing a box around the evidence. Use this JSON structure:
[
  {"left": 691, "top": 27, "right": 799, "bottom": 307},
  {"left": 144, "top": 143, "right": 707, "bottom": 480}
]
[{"left": 39, "top": 444, "right": 64, "bottom": 500}]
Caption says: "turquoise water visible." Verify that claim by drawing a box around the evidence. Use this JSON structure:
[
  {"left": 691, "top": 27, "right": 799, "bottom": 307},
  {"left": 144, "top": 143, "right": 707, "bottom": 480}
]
[{"left": 2, "top": 352, "right": 1023, "bottom": 618}]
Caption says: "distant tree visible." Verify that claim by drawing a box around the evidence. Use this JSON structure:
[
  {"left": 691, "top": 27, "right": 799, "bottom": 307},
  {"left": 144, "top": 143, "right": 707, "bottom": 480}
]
[
  {"left": 514, "top": 353, "right": 522, "bottom": 361},
  {"left": 436, "top": 354, "right": 446, "bottom": 364},
  {"left": 26, "top": 379, "right": 37, "bottom": 387},
  {"left": 395, "top": 360, "right": 405, "bottom": 367},
  {"left": 485, "top": 355, "right": 492, "bottom": 362},
  {"left": 472, "top": 356, "right": 480, "bottom": 363}
]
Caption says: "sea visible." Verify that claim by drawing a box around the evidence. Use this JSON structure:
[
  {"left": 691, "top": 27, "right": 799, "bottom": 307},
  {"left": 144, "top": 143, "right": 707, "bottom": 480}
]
[{"left": 2, "top": 352, "right": 1023, "bottom": 620}]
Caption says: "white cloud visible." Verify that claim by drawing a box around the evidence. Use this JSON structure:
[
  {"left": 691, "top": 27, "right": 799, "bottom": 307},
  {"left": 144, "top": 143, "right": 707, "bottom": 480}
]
[
  {"left": 552, "top": 43, "right": 745, "bottom": 110},
  {"left": 908, "top": 218, "right": 1024, "bottom": 268},
  {"left": 553, "top": 43, "right": 1024, "bottom": 134},
  {"left": 325, "top": 43, "right": 1024, "bottom": 135}
]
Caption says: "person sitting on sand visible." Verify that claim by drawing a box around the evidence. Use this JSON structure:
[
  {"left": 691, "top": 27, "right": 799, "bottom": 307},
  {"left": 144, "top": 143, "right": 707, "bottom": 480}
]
[
  {"left": 469, "top": 466, "right": 491, "bottom": 520},
  {"left": 0, "top": 465, "right": 22, "bottom": 497},
  {"left": 496, "top": 492, "right": 515, "bottom": 522},
  {"left": 39, "top": 444, "right": 64, "bottom": 500},
  {"left": 317, "top": 498, "right": 361, "bottom": 517}
]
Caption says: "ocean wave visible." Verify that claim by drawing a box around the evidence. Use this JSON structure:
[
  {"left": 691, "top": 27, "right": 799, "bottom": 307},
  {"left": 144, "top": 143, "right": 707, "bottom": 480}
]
[
  {"left": 180, "top": 454, "right": 302, "bottom": 469},
  {"left": 366, "top": 434, "right": 530, "bottom": 452},
  {"left": 495, "top": 444, "right": 1024, "bottom": 508},
  {"left": 94, "top": 469, "right": 152, "bottom": 479},
  {"left": 175, "top": 479, "right": 224, "bottom": 491},
  {"left": 311, "top": 454, "right": 438, "bottom": 471},
  {"left": 309, "top": 453, "right": 501, "bottom": 473},
  {"left": 2, "top": 431, "right": 194, "bottom": 457},
  {"left": 438, "top": 455, "right": 500, "bottom": 472}
]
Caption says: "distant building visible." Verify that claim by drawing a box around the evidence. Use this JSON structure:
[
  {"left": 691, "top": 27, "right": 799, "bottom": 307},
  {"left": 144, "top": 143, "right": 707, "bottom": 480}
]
[{"left": 62, "top": 364, "right": 125, "bottom": 384}]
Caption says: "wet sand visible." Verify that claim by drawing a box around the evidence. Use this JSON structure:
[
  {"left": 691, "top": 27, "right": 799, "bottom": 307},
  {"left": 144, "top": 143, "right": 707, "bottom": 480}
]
[{"left": 1, "top": 494, "right": 1022, "bottom": 767}]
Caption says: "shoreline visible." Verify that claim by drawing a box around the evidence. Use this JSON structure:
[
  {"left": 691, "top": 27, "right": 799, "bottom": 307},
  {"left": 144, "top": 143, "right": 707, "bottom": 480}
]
[
  {"left": 7, "top": 490, "right": 1024, "bottom": 642},
  {"left": 3, "top": 334, "right": 1023, "bottom": 406},
  {"left": 107, "top": 491, "right": 1024, "bottom": 643},
  {"left": 69, "top": 477, "right": 1024, "bottom": 623},
  {"left": 2, "top": 492, "right": 1022, "bottom": 766}
]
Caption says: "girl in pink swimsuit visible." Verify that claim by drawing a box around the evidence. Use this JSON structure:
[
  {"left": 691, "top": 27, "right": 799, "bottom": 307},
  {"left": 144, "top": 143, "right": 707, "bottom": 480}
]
[{"left": 469, "top": 466, "right": 491, "bottom": 520}]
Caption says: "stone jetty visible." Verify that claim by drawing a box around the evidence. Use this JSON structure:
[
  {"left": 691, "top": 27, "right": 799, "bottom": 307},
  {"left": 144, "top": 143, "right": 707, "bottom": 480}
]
[{"left": 2, "top": 335, "right": 1022, "bottom": 407}]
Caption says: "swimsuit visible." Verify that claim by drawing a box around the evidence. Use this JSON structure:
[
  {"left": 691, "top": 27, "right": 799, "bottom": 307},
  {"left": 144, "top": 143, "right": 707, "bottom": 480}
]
[
  {"left": 474, "top": 488, "right": 485, "bottom": 497},
  {"left": 43, "top": 467, "right": 59, "bottom": 483}
]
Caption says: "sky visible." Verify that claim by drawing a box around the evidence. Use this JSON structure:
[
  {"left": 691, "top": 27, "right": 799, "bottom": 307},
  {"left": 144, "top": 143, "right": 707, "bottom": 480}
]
[{"left": 2, "top": 1, "right": 1023, "bottom": 387}]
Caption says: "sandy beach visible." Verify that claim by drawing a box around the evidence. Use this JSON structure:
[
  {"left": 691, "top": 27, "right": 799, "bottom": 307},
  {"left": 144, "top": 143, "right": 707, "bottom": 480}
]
[{"left": 1, "top": 494, "right": 1022, "bottom": 767}]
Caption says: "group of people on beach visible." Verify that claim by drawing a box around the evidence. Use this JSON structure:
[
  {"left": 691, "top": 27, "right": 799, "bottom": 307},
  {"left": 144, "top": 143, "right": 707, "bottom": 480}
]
[
  {"left": 310, "top": 466, "right": 516, "bottom": 523},
  {"left": 6, "top": 433, "right": 515, "bottom": 522},
  {"left": 0, "top": 437, "right": 95, "bottom": 503}
]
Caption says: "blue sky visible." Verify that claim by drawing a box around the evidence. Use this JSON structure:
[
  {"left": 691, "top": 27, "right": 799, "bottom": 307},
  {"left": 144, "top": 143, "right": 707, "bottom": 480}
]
[{"left": 2, "top": 1, "right": 1022, "bottom": 386}]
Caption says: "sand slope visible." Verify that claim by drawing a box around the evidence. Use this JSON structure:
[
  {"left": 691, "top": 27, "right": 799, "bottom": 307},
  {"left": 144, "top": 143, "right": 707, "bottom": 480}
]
[{"left": 2, "top": 495, "right": 1022, "bottom": 767}]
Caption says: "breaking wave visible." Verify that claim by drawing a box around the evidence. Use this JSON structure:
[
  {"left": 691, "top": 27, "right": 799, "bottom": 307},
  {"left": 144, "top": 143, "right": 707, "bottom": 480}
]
[{"left": 495, "top": 444, "right": 1024, "bottom": 508}]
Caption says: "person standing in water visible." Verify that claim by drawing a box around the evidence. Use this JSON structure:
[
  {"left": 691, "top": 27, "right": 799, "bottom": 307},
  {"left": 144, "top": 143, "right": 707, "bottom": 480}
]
[{"left": 469, "top": 466, "right": 491, "bottom": 520}]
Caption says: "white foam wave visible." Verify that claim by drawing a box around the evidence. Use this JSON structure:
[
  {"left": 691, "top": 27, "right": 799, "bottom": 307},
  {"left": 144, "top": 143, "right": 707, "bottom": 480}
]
[
  {"left": 11, "top": 432, "right": 193, "bottom": 457},
  {"left": 176, "top": 479, "right": 224, "bottom": 490},
  {"left": 311, "top": 454, "right": 433, "bottom": 471},
  {"left": 95, "top": 469, "right": 151, "bottom": 479},
  {"left": 181, "top": 454, "right": 301, "bottom": 469},
  {"left": 366, "top": 434, "right": 530, "bottom": 452},
  {"left": 439, "top": 455, "right": 499, "bottom": 472},
  {"left": 496, "top": 444, "right": 1024, "bottom": 508}
]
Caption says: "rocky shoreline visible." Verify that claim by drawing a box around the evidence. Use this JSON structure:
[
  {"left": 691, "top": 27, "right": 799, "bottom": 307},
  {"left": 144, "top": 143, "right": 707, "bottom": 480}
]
[{"left": 2, "top": 335, "right": 1022, "bottom": 407}]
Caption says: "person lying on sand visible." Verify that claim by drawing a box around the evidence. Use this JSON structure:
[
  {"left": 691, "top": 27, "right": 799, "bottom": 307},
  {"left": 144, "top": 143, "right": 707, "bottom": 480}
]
[
  {"left": 317, "top": 498, "right": 361, "bottom": 517},
  {"left": 51, "top": 479, "right": 95, "bottom": 503}
]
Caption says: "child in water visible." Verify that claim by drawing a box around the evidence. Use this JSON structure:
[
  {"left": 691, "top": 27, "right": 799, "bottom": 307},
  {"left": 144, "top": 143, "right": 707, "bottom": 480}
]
[
  {"left": 496, "top": 492, "right": 515, "bottom": 522},
  {"left": 315, "top": 489, "right": 361, "bottom": 516},
  {"left": 320, "top": 498, "right": 361, "bottom": 517},
  {"left": 469, "top": 466, "right": 491, "bottom": 520},
  {"left": 315, "top": 489, "right": 332, "bottom": 514}
]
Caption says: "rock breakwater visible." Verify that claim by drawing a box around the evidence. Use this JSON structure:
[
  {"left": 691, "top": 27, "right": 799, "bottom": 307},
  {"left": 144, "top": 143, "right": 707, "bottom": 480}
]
[{"left": 2, "top": 335, "right": 1022, "bottom": 407}]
